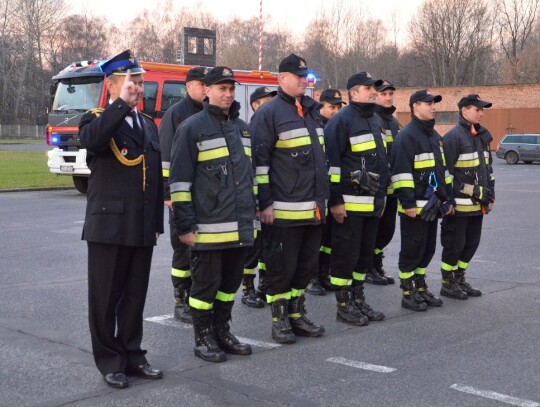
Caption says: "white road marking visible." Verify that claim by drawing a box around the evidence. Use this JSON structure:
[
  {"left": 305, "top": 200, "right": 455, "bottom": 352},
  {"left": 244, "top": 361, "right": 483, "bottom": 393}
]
[
  {"left": 450, "top": 384, "right": 539, "bottom": 407},
  {"left": 145, "top": 314, "right": 281, "bottom": 349},
  {"left": 326, "top": 357, "right": 396, "bottom": 373}
]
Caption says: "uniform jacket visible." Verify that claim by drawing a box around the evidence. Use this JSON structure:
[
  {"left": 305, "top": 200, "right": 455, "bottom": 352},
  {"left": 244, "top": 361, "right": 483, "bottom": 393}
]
[
  {"left": 169, "top": 100, "right": 255, "bottom": 251},
  {"left": 391, "top": 115, "right": 453, "bottom": 216},
  {"left": 79, "top": 98, "right": 164, "bottom": 246},
  {"left": 443, "top": 115, "right": 495, "bottom": 216},
  {"left": 375, "top": 104, "right": 401, "bottom": 196},
  {"left": 158, "top": 94, "right": 203, "bottom": 199},
  {"left": 325, "top": 102, "right": 389, "bottom": 217},
  {"left": 251, "top": 87, "right": 330, "bottom": 226}
]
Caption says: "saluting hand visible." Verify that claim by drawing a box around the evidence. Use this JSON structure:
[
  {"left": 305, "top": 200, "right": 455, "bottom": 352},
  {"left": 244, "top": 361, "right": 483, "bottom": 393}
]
[{"left": 119, "top": 69, "right": 138, "bottom": 108}]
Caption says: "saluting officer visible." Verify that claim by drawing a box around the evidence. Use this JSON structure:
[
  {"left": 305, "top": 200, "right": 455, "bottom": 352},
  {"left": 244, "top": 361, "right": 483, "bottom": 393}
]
[
  {"left": 439, "top": 95, "right": 495, "bottom": 300},
  {"left": 366, "top": 80, "right": 401, "bottom": 285},
  {"left": 241, "top": 86, "right": 277, "bottom": 309},
  {"left": 79, "top": 50, "right": 164, "bottom": 389},
  {"left": 325, "top": 72, "right": 387, "bottom": 326},
  {"left": 306, "top": 88, "right": 346, "bottom": 296},
  {"left": 158, "top": 66, "right": 207, "bottom": 323},
  {"left": 391, "top": 90, "right": 454, "bottom": 312},
  {"left": 169, "top": 67, "right": 255, "bottom": 363},
  {"left": 251, "top": 54, "right": 329, "bottom": 344}
]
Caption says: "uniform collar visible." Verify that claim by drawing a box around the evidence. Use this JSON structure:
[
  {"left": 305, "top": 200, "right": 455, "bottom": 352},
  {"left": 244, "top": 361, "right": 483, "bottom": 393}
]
[
  {"left": 350, "top": 101, "right": 376, "bottom": 118},
  {"left": 375, "top": 104, "right": 396, "bottom": 119}
]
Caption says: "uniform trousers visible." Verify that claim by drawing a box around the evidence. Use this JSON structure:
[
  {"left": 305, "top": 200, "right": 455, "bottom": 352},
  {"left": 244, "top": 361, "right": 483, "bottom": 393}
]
[
  {"left": 262, "top": 224, "right": 323, "bottom": 300},
  {"left": 189, "top": 248, "right": 245, "bottom": 319},
  {"left": 398, "top": 216, "right": 438, "bottom": 274},
  {"left": 169, "top": 208, "right": 191, "bottom": 286},
  {"left": 319, "top": 216, "right": 333, "bottom": 272},
  {"left": 375, "top": 196, "right": 398, "bottom": 252},
  {"left": 441, "top": 215, "right": 483, "bottom": 270},
  {"left": 87, "top": 242, "right": 153, "bottom": 375},
  {"left": 331, "top": 216, "right": 379, "bottom": 282}
]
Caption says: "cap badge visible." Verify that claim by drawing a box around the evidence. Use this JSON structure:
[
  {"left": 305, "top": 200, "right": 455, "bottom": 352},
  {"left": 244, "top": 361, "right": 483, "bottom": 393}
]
[
  {"left": 264, "top": 87, "right": 270, "bottom": 92},
  {"left": 222, "top": 68, "right": 232, "bottom": 76},
  {"left": 335, "top": 91, "right": 341, "bottom": 98},
  {"left": 203, "top": 68, "right": 208, "bottom": 75},
  {"left": 366, "top": 72, "right": 372, "bottom": 78},
  {"left": 121, "top": 147, "right": 128, "bottom": 156},
  {"left": 299, "top": 59, "right": 307, "bottom": 68}
]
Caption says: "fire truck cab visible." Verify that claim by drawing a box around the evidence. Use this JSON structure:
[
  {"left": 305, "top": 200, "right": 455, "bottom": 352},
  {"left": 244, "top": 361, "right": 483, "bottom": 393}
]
[{"left": 46, "top": 60, "right": 315, "bottom": 193}]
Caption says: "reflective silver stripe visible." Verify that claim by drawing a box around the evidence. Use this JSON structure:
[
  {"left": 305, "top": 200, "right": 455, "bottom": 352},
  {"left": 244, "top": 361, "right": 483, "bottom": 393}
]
[
  {"left": 316, "top": 128, "right": 324, "bottom": 136},
  {"left": 455, "top": 198, "right": 476, "bottom": 206},
  {"left": 329, "top": 166, "right": 341, "bottom": 175},
  {"left": 162, "top": 161, "right": 170, "bottom": 170},
  {"left": 170, "top": 182, "right": 192, "bottom": 192},
  {"left": 253, "top": 176, "right": 258, "bottom": 185},
  {"left": 256, "top": 166, "right": 269, "bottom": 175},
  {"left": 197, "top": 138, "right": 227, "bottom": 151},
  {"left": 278, "top": 128, "right": 309, "bottom": 140},
  {"left": 414, "top": 152, "right": 434, "bottom": 161},
  {"left": 381, "top": 133, "right": 386, "bottom": 141},
  {"left": 457, "top": 152, "right": 479, "bottom": 161},
  {"left": 254, "top": 219, "right": 261, "bottom": 230},
  {"left": 343, "top": 195, "right": 375, "bottom": 204},
  {"left": 350, "top": 133, "right": 374, "bottom": 144},
  {"left": 484, "top": 151, "right": 490, "bottom": 159},
  {"left": 386, "top": 130, "right": 392, "bottom": 136},
  {"left": 197, "top": 222, "right": 239, "bottom": 233},
  {"left": 273, "top": 201, "right": 316, "bottom": 211},
  {"left": 391, "top": 173, "right": 414, "bottom": 183},
  {"left": 416, "top": 200, "right": 428, "bottom": 208},
  {"left": 445, "top": 170, "right": 453, "bottom": 180},
  {"left": 242, "top": 138, "right": 251, "bottom": 147}
]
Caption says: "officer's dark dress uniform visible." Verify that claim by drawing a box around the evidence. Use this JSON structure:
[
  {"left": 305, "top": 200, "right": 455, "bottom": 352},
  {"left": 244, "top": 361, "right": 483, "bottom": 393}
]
[
  {"left": 158, "top": 67, "right": 206, "bottom": 322},
  {"left": 79, "top": 52, "right": 163, "bottom": 384}
]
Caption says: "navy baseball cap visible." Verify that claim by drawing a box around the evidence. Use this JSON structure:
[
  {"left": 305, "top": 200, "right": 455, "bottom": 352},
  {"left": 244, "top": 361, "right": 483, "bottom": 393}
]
[
  {"left": 250, "top": 86, "right": 277, "bottom": 106},
  {"left": 458, "top": 94, "right": 492, "bottom": 109},
  {"left": 204, "top": 66, "right": 239, "bottom": 86},
  {"left": 279, "top": 54, "right": 309, "bottom": 76},
  {"left": 347, "top": 71, "right": 383, "bottom": 90},
  {"left": 319, "top": 89, "right": 346, "bottom": 105},
  {"left": 376, "top": 80, "right": 396, "bottom": 92},
  {"left": 409, "top": 89, "right": 442, "bottom": 108},
  {"left": 186, "top": 67, "right": 208, "bottom": 82}
]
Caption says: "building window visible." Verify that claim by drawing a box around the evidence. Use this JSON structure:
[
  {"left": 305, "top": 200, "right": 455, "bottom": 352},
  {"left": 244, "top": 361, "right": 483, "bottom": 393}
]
[
  {"left": 204, "top": 38, "right": 214, "bottom": 55},
  {"left": 188, "top": 37, "right": 197, "bottom": 54},
  {"left": 435, "top": 111, "right": 459, "bottom": 125}
]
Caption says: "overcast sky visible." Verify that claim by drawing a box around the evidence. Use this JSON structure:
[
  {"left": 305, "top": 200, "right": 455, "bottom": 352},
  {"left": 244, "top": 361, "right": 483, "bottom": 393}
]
[{"left": 73, "top": 0, "right": 422, "bottom": 41}]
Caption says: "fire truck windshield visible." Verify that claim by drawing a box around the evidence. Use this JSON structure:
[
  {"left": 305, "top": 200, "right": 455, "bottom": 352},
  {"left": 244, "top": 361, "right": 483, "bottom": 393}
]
[{"left": 52, "top": 77, "right": 103, "bottom": 113}]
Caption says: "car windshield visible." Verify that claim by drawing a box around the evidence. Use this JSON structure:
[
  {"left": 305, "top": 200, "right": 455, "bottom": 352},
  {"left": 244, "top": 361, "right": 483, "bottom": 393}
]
[{"left": 51, "top": 77, "right": 103, "bottom": 113}]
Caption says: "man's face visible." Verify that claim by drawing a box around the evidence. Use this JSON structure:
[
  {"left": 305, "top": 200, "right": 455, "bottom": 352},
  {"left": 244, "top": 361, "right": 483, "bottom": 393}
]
[
  {"left": 320, "top": 102, "right": 341, "bottom": 120},
  {"left": 107, "top": 74, "right": 144, "bottom": 104},
  {"left": 376, "top": 89, "right": 395, "bottom": 108},
  {"left": 252, "top": 95, "right": 273, "bottom": 112},
  {"left": 205, "top": 82, "right": 235, "bottom": 112},
  {"left": 350, "top": 85, "right": 377, "bottom": 103},
  {"left": 186, "top": 80, "right": 206, "bottom": 103},
  {"left": 279, "top": 72, "right": 307, "bottom": 98},
  {"left": 461, "top": 105, "right": 484, "bottom": 125},
  {"left": 414, "top": 101, "right": 437, "bottom": 121}
]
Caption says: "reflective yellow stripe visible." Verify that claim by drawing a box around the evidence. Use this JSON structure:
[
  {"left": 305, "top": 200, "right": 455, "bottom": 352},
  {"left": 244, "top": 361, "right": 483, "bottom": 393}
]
[
  {"left": 266, "top": 292, "right": 291, "bottom": 303},
  {"left": 374, "top": 248, "right": 383, "bottom": 255},
  {"left": 215, "top": 291, "right": 235, "bottom": 302},
  {"left": 320, "top": 245, "right": 331, "bottom": 254},
  {"left": 392, "top": 173, "right": 414, "bottom": 189},
  {"left": 256, "top": 175, "right": 269, "bottom": 184},
  {"left": 275, "top": 136, "right": 311, "bottom": 148},
  {"left": 457, "top": 260, "right": 468, "bottom": 269},
  {"left": 243, "top": 268, "right": 256, "bottom": 275},
  {"left": 393, "top": 180, "right": 415, "bottom": 189},
  {"left": 318, "top": 136, "right": 324, "bottom": 146},
  {"left": 415, "top": 267, "right": 426, "bottom": 275},
  {"left": 189, "top": 297, "right": 213, "bottom": 310},
  {"left": 330, "top": 276, "right": 350, "bottom": 286},
  {"left": 351, "top": 141, "right": 377, "bottom": 152},
  {"left": 244, "top": 146, "right": 252, "bottom": 157},
  {"left": 198, "top": 147, "right": 229, "bottom": 161},
  {"left": 330, "top": 174, "right": 341, "bottom": 183},
  {"left": 397, "top": 200, "right": 427, "bottom": 215},
  {"left": 414, "top": 159, "right": 435, "bottom": 169},
  {"left": 386, "top": 135, "right": 394, "bottom": 143},
  {"left": 258, "top": 262, "right": 266, "bottom": 271},
  {"left": 163, "top": 168, "right": 170, "bottom": 177},
  {"left": 253, "top": 185, "right": 258, "bottom": 195},
  {"left": 455, "top": 198, "right": 481, "bottom": 212},
  {"left": 441, "top": 262, "right": 457, "bottom": 272},
  {"left": 455, "top": 159, "right": 480, "bottom": 168},
  {"left": 343, "top": 195, "right": 375, "bottom": 212},
  {"left": 399, "top": 271, "right": 415, "bottom": 279},
  {"left": 195, "top": 231, "right": 240, "bottom": 243},
  {"left": 291, "top": 288, "right": 305, "bottom": 298},
  {"left": 171, "top": 268, "right": 191, "bottom": 278},
  {"left": 171, "top": 191, "right": 191, "bottom": 202},
  {"left": 352, "top": 271, "right": 366, "bottom": 281},
  {"left": 387, "top": 186, "right": 395, "bottom": 194},
  {"left": 274, "top": 210, "right": 315, "bottom": 220}
]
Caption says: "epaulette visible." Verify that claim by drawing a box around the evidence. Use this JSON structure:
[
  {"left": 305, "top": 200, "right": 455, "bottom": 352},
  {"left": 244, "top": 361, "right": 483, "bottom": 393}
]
[
  {"left": 241, "top": 130, "right": 251, "bottom": 138},
  {"left": 139, "top": 111, "right": 155, "bottom": 121},
  {"left": 88, "top": 108, "right": 104, "bottom": 118}
]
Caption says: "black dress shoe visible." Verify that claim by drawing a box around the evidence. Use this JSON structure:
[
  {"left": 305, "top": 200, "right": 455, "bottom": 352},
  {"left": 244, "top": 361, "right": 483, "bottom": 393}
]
[
  {"left": 126, "top": 363, "right": 163, "bottom": 379},
  {"left": 104, "top": 372, "right": 128, "bottom": 389}
]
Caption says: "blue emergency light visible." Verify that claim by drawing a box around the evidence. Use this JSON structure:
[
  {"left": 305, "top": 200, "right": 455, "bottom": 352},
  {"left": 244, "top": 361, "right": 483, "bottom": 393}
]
[
  {"left": 306, "top": 72, "right": 317, "bottom": 86},
  {"left": 51, "top": 134, "right": 60, "bottom": 145}
]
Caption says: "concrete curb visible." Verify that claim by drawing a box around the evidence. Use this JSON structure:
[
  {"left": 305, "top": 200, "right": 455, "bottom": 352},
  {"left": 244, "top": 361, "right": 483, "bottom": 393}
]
[{"left": 0, "top": 186, "right": 76, "bottom": 193}]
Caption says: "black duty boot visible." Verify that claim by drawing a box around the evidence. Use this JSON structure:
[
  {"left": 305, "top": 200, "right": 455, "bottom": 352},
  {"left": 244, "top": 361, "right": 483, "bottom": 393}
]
[
  {"left": 174, "top": 283, "right": 193, "bottom": 324},
  {"left": 365, "top": 267, "right": 388, "bottom": 285},
  {"left": 352, "top": 283, "right": 385, "bottom": 321},
  {"left": 193, "top": 314, "right": 226, "bottom": 363},
  {"left": 241, "top": 275, "right": 265, "bottom": 308},
  {"left": 373, "top": 253, "right": 395, "bottom": 284},
  {"left": 454, "top": 269, "right": 482, "bottom": 297},
  {"left": 414, "top": 275, "right": 443, "bottom": 307},
  {"left": 306, "top": 277, "right": 326, "bottom": 296},
  {"left": 400, "top": 278, "right": 428, "bottom": 312},
  {"left": 214, "top": 309, "right": 252, "bottom": 355},
  {"left": 318, "top": 263, "right": 336, "bottom": 292},
  {"left": 270, "top": 299, "right": 296, "bottom": 344},
  {"left": 440, "top": 270, "right": 468, "bottom": 300},
  {"left": 288, "top": 295, "right": 325, "bottom": 337},
  {"left": 335, "top": 288, "right": 369, "bottom": 326},
  {"left": 257, "top": 271, "right": 267, "bottom": 302}
]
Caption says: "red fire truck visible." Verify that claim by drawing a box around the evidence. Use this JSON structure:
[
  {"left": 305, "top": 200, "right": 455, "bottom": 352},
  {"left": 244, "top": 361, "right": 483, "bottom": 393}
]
[{"left": 46, "top": 60, "right": 316, "bottom": 193}]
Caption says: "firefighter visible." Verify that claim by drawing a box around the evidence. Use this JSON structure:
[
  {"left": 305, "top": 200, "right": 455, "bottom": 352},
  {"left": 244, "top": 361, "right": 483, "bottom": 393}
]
[
  {"left": 391, "top": 90, "right": 454, "bottom": 312},
  {"left": 241, "top": 86, "right": 277, "bottom": 309},
  {"left": 79, "top": 50, "right": 164, "bottom": 388},
  {"left": 307, "top": 88, "right": 346, "bottom": 296},
  {"left": 169, "top": 67, "right": 255, "bottom": 363},
  {"left": 365, "top": 80, "right": 400, "bottom": 286},
  {"left": 439, "top": 94, "right": 495, "bottom": 299},
  {"left": 325, "top": 72, "right": 388, "bottom": 325},
  {"left": 158, "top": 66, "right": 207, "bottom": 323},
  {"left": 251, "top": 54, "right": 329, "bottom": 344}
]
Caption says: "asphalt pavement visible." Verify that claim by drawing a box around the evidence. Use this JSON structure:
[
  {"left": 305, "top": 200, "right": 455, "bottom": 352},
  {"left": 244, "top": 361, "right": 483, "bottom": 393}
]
[{"left": 1, "top": 159, "right": 539, "bottom": 407}]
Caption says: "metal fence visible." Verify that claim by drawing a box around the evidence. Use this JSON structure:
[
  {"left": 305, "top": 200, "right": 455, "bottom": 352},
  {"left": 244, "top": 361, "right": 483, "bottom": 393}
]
[{"left": 0, "top": 125, "right": 46, "bottom": 140}]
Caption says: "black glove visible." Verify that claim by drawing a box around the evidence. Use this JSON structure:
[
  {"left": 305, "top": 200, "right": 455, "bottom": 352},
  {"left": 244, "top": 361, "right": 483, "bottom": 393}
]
[
  {"left": 350, "top": 170, "right": 380, "bottom": 196},
  {"left": 439, "top": 201, "right": 453, "bottom": 217},
  {"left": 420, "top": 186, "right": 440, "bottom": 221}
]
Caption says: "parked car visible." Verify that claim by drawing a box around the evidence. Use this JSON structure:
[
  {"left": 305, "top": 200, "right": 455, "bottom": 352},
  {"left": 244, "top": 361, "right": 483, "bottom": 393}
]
[{"left": 496, "top": 134, "right": 540, "bottom": 164}]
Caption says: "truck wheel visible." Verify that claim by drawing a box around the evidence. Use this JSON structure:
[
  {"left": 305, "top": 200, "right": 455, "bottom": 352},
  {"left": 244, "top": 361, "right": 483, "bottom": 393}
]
[
  {"left": 505, "top": 151, "right": 519, "bottom": 165},
  {"left": 73, "top": 176, "right": 88, "bottom": 193}
]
